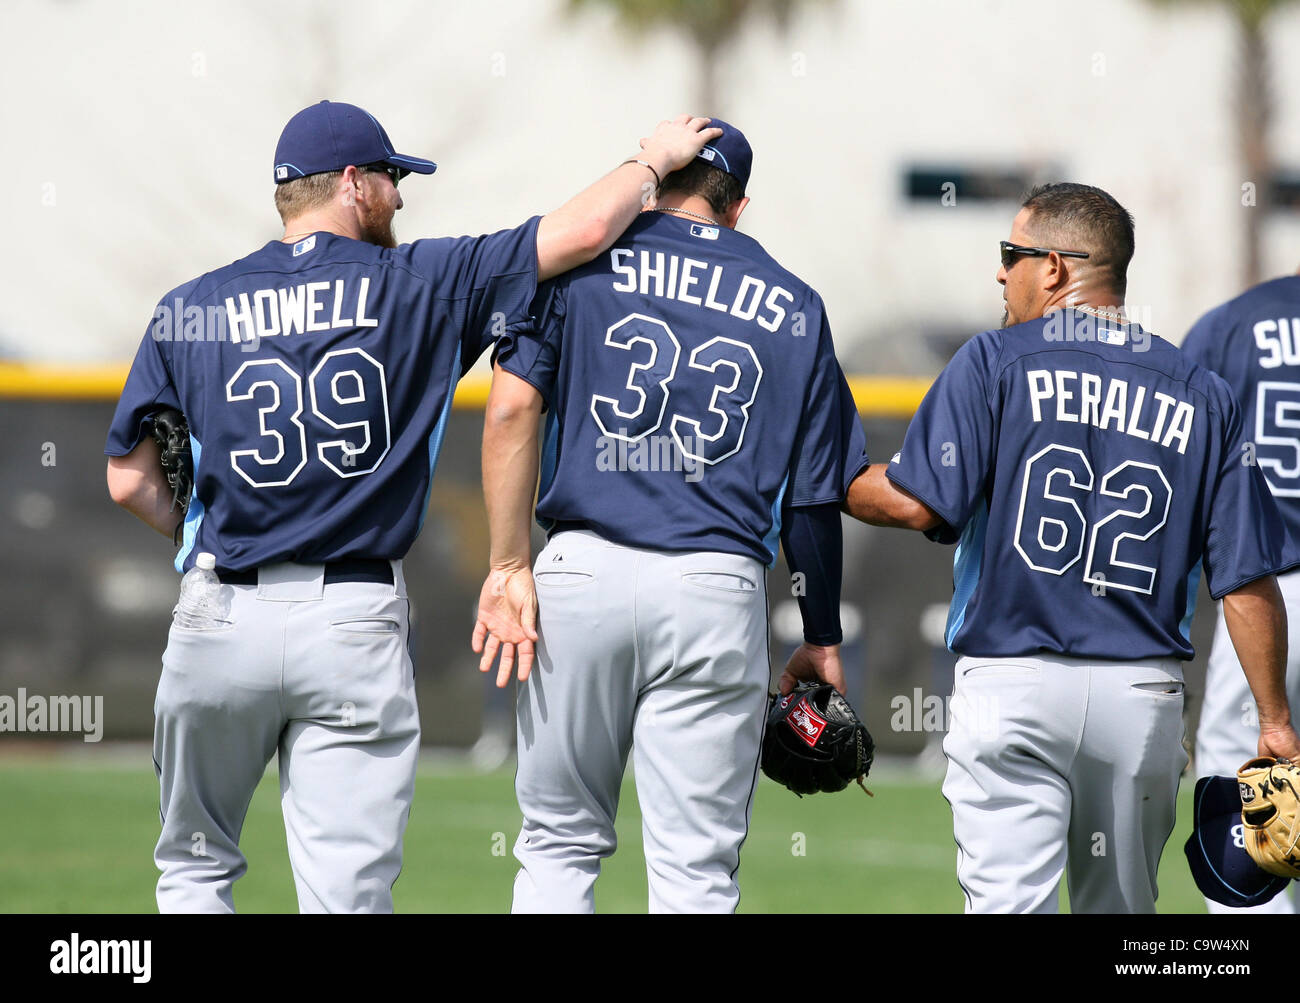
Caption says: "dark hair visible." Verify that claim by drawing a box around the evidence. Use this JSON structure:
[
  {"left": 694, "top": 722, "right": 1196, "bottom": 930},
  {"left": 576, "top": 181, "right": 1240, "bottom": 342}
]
[
  {"left": 1020, "top": 182, "right": 1135, "bottom": 295},
  {"left": 657, "top": 159, "right": 745, "bottom": 215}
]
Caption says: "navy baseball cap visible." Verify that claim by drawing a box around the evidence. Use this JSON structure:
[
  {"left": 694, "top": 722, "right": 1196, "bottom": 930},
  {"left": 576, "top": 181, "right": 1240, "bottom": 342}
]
[
  {"left": 1184, "top": 774, "right": 1290, "bottom": 908},
  {"left": 273, "top": 100, "right": 438, "bottom": 184},
  {"left": 694, "top": 118, "right": 752, "bottom": 191}
]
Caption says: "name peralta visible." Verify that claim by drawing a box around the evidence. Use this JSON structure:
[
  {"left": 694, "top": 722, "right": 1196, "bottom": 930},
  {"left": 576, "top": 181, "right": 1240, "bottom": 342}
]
[{"left": 1025, "top": 369, "right": 1195, "bottom": 454}]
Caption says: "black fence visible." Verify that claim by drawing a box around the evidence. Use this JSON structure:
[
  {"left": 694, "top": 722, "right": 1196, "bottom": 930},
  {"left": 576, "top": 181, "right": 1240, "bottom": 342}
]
[{"left": 0, "top": 402, "right": 1217, "bottom": 753}]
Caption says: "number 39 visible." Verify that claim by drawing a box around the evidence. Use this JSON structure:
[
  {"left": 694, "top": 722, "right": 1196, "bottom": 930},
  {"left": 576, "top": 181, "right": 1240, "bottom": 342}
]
[{"left": 225, "top": 347, "right": 391, "bottom": 488}]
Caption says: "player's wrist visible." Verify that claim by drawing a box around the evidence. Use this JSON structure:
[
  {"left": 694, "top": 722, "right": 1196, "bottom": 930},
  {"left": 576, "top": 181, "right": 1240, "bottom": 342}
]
[
  {"left": 621, "top": 158, "right": 662, "bottom": 191},
  {"left": 632, "top": 147, "right": 674, "bottom": 184},
  {"left": 487, "top": 557, "right": 531, "bottom": 576}
]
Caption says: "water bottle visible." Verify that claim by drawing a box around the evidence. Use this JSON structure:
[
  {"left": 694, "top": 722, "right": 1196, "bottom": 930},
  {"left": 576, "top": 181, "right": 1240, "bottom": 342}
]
[{"left": 173, "top": 552, "right": 231, "bottom": 629}]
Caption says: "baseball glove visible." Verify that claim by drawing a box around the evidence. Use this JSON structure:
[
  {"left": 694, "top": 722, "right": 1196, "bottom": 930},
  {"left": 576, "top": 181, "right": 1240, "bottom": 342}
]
[
  {"left": 1238, "top": 756, "right": 1300, "bottom": 879},
  {"left": 150, "top": 409, "right": 193, "bottom": 520},
  {"left": 761, "top": 683, "right": 875, "bottom": 797}
]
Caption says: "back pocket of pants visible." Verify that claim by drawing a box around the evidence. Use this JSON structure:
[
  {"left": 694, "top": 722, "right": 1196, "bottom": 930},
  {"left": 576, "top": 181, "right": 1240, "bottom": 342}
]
[
  {"left": 330, "top": 616, "right": 400, "bottom": 634},
  {"left": 682, "top": 571, "right": 757, "bottom": 594},
  {"left": 1131, "top": 680, "right": 1184, "bottom": 697},
  {"left": 535, "top": 570, "right": 594, "bottom": 588}
]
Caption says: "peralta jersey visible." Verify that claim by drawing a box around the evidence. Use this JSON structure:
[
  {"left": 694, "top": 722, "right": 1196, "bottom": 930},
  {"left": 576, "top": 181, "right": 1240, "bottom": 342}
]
[
  {"left": 1182, "top": 275, "right": 1300, "bottom": 546},
  {"left": 888, "top": 308, "right": 1299, "bottom": 661},
  {"left": 496, "top": 212, "right": 869, "bottom": 567},
  {"left": 106, "top": 219, "right": 540, "bottom": 573}
]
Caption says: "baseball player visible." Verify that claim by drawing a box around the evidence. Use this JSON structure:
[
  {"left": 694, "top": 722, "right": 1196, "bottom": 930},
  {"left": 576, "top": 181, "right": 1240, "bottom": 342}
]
[
  {"left": 1182, "top": 270, "right": 1300, "bottom": 913},
  {"left": 844, "top": 182, "right": 1300, "bottom": 913},
  {"left": 472, "top": 120, "right": 869, "bottom": 912},
  {"left": 104, "top": 100, "right": 722, "bottom": 913}
]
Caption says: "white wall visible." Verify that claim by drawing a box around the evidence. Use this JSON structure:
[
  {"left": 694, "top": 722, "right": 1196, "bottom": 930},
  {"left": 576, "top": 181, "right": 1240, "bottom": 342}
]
[{"left": 7, "top": 0, "right": 1300, "bottom": 366}]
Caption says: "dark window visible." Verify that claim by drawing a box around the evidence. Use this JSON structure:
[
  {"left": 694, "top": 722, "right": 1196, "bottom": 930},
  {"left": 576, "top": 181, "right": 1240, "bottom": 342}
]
[
  {"left": 1270, "top": 172, "right": 1300, "bottom": 210},
  {"left": 904, "top": 166, "right": 1044, "bottom": 204}
]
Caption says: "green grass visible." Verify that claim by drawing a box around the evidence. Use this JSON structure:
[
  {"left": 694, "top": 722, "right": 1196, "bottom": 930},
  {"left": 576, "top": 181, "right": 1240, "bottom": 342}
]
[{"left": 0, "top": 754, "right": 1206, "bottom": 913}]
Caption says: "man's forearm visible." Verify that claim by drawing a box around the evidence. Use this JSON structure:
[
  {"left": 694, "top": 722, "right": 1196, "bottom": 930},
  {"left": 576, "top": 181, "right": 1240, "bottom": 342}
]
[
  {"left": 844, "top": 464, "right": 941, "bottom": 530},
  {"left": 107, "top": 446, "right": 184, "bottom": 539},
  {"left": 534, "top": 115, "right": 721, "bottom": 281},
  {"left": 1223, "top": 575, "right": 1292, "bottom": 729},
  {"left": 535, "top": 160, "right": 668, "bottom": 282},
  {"left": 781, "top": 503, "right": 843, "bottom": 646},
  {"left": 483, "top": 373, "right": 543, "bottom": 569}
]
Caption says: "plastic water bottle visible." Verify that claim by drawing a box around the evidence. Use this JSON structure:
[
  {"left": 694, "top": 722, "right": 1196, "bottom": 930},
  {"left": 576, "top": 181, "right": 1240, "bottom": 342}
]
[{"left": 173, "top": 552, "right": 230, "bottom": 629}]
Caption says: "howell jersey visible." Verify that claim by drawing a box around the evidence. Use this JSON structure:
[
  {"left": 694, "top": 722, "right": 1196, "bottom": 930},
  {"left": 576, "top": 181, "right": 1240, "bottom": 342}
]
[
  {"left": 496, "top": 212, "right": 868, "bottom": 566},
  {"left": 106, "top": 220, "right": 540, "bottom": 572},
  {"left": 888, "top": 308, "right": 1299, "bottom": 661},
  {"left": 1182, "top": 275, "right": 1300, "bottom": 545}
]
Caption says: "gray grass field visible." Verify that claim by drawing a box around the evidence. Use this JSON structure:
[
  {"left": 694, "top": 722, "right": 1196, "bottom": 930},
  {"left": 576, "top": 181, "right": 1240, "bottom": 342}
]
[{"left": 0, "top": 751, "right": 1206, "bottom": 913}]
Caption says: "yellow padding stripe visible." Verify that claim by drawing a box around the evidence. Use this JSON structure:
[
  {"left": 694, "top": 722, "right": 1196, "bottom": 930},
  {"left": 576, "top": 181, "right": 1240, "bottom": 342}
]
[{"left": 0, "top": 363, "right": 932, "bottom": 417}]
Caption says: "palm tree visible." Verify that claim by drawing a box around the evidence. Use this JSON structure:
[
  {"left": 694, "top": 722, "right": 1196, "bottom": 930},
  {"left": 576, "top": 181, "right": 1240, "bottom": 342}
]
[
  {"left": 1151, "top": 0, "right": 1298, "bottom": 288},
  {"left": 567, "top": 0, "right": 820, "bottom": 112}
]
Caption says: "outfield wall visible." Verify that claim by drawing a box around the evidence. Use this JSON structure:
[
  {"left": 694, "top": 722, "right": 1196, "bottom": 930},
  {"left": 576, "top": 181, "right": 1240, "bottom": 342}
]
[{"left": 0, "top": 378, "right": 1217, "bottom": 753}]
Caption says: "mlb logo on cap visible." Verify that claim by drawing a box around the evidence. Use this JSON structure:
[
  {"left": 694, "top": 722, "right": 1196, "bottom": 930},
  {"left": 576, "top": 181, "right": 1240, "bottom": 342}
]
[
  {"left": 693, "top": 118, "right": 752, "bottom": 191},
  {"left": 1184, "top": 774, "right": 1291, "bottom": 908}
]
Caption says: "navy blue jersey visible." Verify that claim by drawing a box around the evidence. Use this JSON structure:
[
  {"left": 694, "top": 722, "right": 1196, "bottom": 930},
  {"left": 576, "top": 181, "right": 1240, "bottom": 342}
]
[
  {"left": 1182, "top": 275, "right": 1300, "bottom": 545},
  {"left": 106, "top": 220, "right": 540, "bottom": 572},
  {"left": 497, "top": 212, "right": 868, "bottom": 566},
  {"left": 888, "top": 308, "right": 1298, "bottom": 660}
]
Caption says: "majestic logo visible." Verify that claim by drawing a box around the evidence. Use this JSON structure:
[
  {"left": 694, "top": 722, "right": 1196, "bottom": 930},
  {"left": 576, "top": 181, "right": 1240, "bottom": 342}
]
[
  {"left": 1240, "top": 781, "right": 1256, "bottom": 805},
  {"left": 787, "top": 697, "right": 827, "bottom": 748},
  {"left": 689, "top": 224, "right": 719, "bottom": 241}
]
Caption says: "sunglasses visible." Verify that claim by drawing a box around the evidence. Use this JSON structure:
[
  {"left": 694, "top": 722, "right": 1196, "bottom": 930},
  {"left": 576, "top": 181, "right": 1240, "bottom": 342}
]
[
  {"left": 360, "top": 163, "right": 402, "bottom": 188},
  {"left": 1000, "top": 240, "right": 1090, "bottom": 269}
]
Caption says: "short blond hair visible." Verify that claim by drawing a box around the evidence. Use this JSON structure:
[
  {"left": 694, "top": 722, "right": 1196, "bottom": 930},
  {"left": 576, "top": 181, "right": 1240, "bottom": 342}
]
[{"left": 274, "top": 170, "right": 343, "bottom": 224}]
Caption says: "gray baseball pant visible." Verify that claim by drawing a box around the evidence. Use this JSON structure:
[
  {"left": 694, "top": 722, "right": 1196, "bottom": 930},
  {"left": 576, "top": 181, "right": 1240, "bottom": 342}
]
[
  {"left": 942, "top": 654, "right": 1187, "bottom": 914},
  {"left": 152, "top": 561, "right": 420, "bottom": 913},
  {"left": 511, "top": 529, "right": 769, "bottom": 914}
]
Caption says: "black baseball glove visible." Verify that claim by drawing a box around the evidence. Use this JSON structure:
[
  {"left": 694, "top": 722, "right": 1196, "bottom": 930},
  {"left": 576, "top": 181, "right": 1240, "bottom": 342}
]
[
  {"left": 761, "top": 682, "right": 875, "bottom": 797},
  {"left": 149, "top": 409, "right": 193, "bottom": 522}
]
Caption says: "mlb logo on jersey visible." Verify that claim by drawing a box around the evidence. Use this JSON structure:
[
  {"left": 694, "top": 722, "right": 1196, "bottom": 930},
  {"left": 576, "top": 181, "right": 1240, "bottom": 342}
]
[
  {"left": 689, "top": 224, "right": 719, "bottom": 241},
  {"left": 292, "top": 235, "right": 316, "bottom": 257},
  {"left": 788, "top": 698, "right": 828, "bottom": 748}
]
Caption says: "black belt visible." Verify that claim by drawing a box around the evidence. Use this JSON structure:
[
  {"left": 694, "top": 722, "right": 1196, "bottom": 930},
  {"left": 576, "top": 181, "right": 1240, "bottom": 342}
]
[{"left": 218, "top": 559, "right": 393, "bottom": 587}]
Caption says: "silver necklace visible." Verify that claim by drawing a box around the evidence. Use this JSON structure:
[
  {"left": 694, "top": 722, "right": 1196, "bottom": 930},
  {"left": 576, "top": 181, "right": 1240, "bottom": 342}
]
[{"left": 651, "top": 206, "right": 721, "bottom": 226}]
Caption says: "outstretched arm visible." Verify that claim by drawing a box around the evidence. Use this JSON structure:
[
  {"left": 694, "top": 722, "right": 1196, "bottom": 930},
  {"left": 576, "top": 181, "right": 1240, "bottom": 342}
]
[
  {"left": 534, "top": 115, "right": 721, "bottom": 281},
  {"left": 843, "top": 464, "right": 942, "bottom": 531},
  {"left": 472, "top": 364, "right": 545, "bottom": 687},
  {"left": 1223, "top": 574, "right": 1300, "bottom": 760},
  {"left": 107, "top": 439, "right": 184, "bottom": 539}
]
